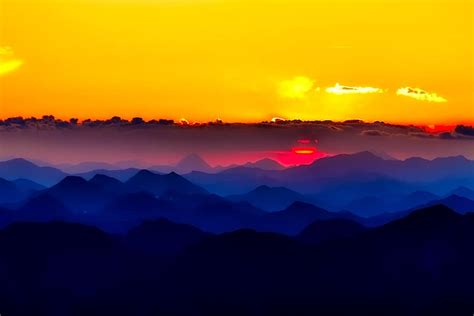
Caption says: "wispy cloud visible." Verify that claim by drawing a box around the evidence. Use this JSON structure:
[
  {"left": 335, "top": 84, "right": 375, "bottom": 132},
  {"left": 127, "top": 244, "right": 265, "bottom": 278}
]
[
  {"left": 326, "top": 83, "right": 383, "bottom": 95},
  {"left": 0, "top": 46, "right": 23, "bottom": 77},
  {"left": 278, "top": 76, "right": 316, "bottom": 99},
  {"left": 396, "top": 87, "right": 447, "bottom": 102}
]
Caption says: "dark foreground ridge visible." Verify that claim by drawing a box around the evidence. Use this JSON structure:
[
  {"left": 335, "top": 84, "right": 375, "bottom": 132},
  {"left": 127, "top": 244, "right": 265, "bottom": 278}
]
[{"left": 0, "top": 205, "right": 473, "bottom": 316}]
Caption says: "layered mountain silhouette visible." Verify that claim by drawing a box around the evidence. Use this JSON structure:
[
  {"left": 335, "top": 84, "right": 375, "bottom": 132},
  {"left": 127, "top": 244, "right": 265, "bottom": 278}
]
[
  {"left": 0, "top": 177, "right": 46, "bottom": 204},
  {"left": 227, "top": 185, "right": 310, "bottom": 212},
  {"left": 55, "top": 161, "right": 121, "bottom": 174},
  {"left": 175, "top": 153, "right": 213, "bottom": 173},
  {"left": 0, "top": 205, "right": 473, "bottom": 315},
  {"left": 75, "top": 168, "right": 141, "bottom": 181},
  {"left": 450, "top": 186, "right": 474, "bottom": 200},
  {"left": 185, "top": 151, "right": 474, "bottom": 196},
  {"left": 157, "top": 205, "right": 474, "bottom": 316},
  {"left": 44, "top": 176, "right": 118, "bottom": 212},
  {"left": 415, "top": 194, "right": 474, "bottom": 214},
  {"left": 342, "top": 190, "right": 441, "bottom": 217},
  {"left": 0, "top": 158, "right": 67, "bottom": 186},
  {"left": 256, "top": 201, "right": 363, "bottom": 235},
  {"left": 1, "top": 152, "right": 473, "bottom": 314},
  {"left": 126, "top": 170, "right": 207, "bottom": 196},
  {"left": 243, "top": 158, "right": 285, "bottom": 170}
]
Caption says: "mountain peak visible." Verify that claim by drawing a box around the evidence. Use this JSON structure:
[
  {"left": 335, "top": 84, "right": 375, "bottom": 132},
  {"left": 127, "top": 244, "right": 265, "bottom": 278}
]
[
  {"left": 254, "top": 184, "right": 271, "bottom": 191},
  {"left": 433, "top": 155, "right": 468, "bottom": 163},
  {"left": 1, "top": 158, "right": 40, "bottom": 169},
  {"left": 244, "top": 158, "right": 285, "bottom": 170},
  {"left": 55, "top": 176, "right": 88, "bottom": 187},
  {"left": 397, "top": 204, "right": 460, "bottom": 225},
  {"left": 133, "top": 169, "right": 158, "bottom": 178},
  {"left": 176, "top": 153, "right": 212, "bottom": 172},
  {"left": 451, "top": 186, "right": 474, "bottom": 199},
  {"left": 351, "top": 151, "right": 381, "bottom": 159},
  {"left": 89, "top": 174, "right": 123, "bottom": 185},
  {"left": 285, "top": 201, "right": 319, "bottom": 211}
]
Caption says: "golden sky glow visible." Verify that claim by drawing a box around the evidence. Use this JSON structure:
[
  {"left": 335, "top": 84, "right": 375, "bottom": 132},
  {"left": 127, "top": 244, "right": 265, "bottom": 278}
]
[
  {"left": 278, "top": 76, "right": 316, "bottom": 99},
  {"left": 0, "top": 0, "right": 473, "bottom": 124},
  {"left": 0, "top": 47, "right": 23, "bottom": 77}
]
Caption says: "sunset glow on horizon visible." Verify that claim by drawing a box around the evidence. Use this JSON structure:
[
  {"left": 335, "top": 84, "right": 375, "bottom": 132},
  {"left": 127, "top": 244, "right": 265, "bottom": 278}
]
[{"left": 0, "top": 0, "right": 473, "bottom": 124}]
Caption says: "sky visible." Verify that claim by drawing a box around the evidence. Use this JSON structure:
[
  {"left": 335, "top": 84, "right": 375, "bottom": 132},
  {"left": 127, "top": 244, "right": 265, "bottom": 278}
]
[{"left": 0, "top": 0, "right": 473, "bottom": 124}]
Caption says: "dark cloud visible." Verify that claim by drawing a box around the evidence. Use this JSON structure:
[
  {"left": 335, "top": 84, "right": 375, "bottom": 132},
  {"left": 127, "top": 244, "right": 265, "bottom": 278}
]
[
  {"left": 455, "top": 125, "right": 474, "bottom": 137},
  {"left": 408, "top": 132, "right": 436, "bottom": 139},
  {"left": 360, "top": 130, "right": 389, "bottom": 137},
  {"left": 438, "top": 132, "right": 455, "bottom": 140}
]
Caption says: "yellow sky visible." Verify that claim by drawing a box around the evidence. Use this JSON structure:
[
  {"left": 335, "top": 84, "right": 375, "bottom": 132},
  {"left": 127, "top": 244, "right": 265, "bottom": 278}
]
[{"left": 0, "top": 0, "right": 473, "bottom": 124}]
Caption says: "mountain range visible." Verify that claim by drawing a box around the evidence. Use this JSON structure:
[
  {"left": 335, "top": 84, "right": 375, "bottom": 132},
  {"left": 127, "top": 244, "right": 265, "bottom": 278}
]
[{"left": 0, "top": 151, "right": 474, "bottom": 314}]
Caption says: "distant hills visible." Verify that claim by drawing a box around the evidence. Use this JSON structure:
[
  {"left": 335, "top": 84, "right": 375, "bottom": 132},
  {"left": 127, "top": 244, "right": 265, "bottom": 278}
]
[
  {"left": 150, "top": 154, "right": 286, "bottom": 174},
  {"left": 185, "top": 151, "right": 474, "bottom": 199},
  {"left": 0, "top": 158, "right": 66, "bottom": 186},
  {"left": 1, "top": 152, "right": 473, "bottom": 228},
  {"left": 126, "top": 169, "right": 207, "bottom": 196},
  {"left": 227, "top": 185, "right": 309, "bottom": 212}
]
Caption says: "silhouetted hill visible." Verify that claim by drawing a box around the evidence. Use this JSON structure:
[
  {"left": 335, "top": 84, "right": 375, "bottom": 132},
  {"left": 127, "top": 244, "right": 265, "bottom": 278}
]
[
  {"left": 127, "top": 170, "right": 207, "bottom": 196},
  {"left": 56, "top": 161, "right": 120, "bottom": 173},
  {"left": 125, "top": 218, "right": 211, "bottom": 255},
  {"left": 0, "top": 178, "right": 45, "bottom": 205},
  {"left": 175, "top": 153, "right": 213, "bottom": 173},
  {"left": 89, "top": 174, "right": 128, "bottom": 194},
  {"left": 185, "top": 167, "right": 278, "bottom": 195},
  {"left": 257, "top": 201, "right": 361, "bottom": 234},
  {"left": 0, "top": 177, "right": 23, "bottom": 204},
  {"left": 298, "top": 219, "right": 367, "bottom": 244},
  {"left": 0, "top": 221, "right": 125, "bottom": 316},
  {"left": 342, "top": 190, "right": 440, "bottom": 219},
  {"left": 12, "top": 178, "right": 46, "bottom": 192},
  {"left": 450, "top": 186, "right": 474, "bottom": 200},
  {"left": 0, "top": 158, "right": 67, "bottom": 186},
  {"left": 43, "top": 176, "right": 116, "bottom": 212},
  {"left": 404, "top": 190, "right": 439, "bottom": 206},
  {"left": 227, "top": 185, "right": 308, "bottom": 212},
  {"left": 416, "top": 194, "right": 474, "bottom": 214},
  {"left": 185, "top": 152, "right": 474, "bottom": 196},
  {"left": 243, "top": 158, "right": 285, "bottom": 170},
  {"left": 159, "top": 205, "right": 474, "bottom": 315},
  {"left": 75, "top": 168, "right": 141, "bottom": 181},
  {"left": 0, "top": 205, "right": 473, "bottom": 315},
  {"left": 284, "top": 152, "right": 474, "bottom": 189},
  {"left": 186, "top": 197, "right": 265, "bottom": 233},
  {"left": 15, "top": 194, "right": 70, "bottom": 222},
  {"left": 343, "top": 195, "right": 387, "bottom": 217}
]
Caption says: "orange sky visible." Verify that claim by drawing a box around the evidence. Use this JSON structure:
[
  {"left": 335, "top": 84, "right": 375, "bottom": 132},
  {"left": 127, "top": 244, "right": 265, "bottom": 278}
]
[{"left": 0, "top": 0, "right": 473, "bottom": 124}]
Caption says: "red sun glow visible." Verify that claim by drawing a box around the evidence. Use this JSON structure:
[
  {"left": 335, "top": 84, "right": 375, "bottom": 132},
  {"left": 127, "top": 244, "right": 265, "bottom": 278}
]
[
  {"left": 271, "top": 138, "right": 327, "bottom": 165},
  {"left": 293, "top": 147, "right": 316, "bottom": 155}
]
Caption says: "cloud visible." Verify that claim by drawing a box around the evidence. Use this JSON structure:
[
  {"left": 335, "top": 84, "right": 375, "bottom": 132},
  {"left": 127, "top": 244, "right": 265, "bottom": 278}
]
[
  {"left": 454, "top": 125, "right": 474, "bottom": 137},
  {"left": 326, "top": 83, "right": 383, "bottom": 95},
  {"left": 0, "top": 46, "right": 23, "bottom": 77},
  {"left": 278, "top": 76, "right": 316, "bottom": 99},
  {"left": 360, "top": 130, "right": 389, "bottom": 137},
  {"left": 396, "top": 87, "right": 447, "bottom": 102}
]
